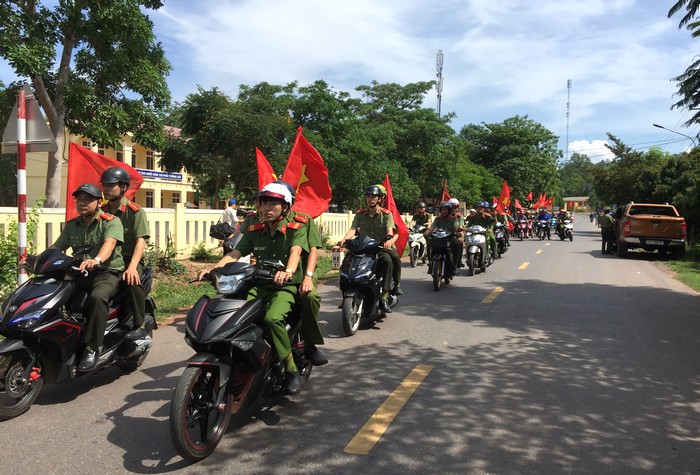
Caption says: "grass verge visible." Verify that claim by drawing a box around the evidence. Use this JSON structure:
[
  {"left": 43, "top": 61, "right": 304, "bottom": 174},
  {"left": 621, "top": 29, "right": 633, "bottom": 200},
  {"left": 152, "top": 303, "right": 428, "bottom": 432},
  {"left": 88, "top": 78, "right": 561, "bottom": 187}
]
[{"left": 665, "top": 245, "right": 700, "bottom": 292}]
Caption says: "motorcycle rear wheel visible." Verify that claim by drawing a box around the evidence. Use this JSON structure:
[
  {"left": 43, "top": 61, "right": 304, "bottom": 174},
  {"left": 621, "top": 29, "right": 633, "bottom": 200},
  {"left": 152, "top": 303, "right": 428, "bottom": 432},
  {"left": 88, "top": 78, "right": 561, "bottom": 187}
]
[
  {"left": 432, "top": 261, "right": 442, "bottom": 291},
  {"left": 0, "top": 354, "right": 43, "bottom": 421},
  {"left": 169, "top": 365, "right": 233, "bottom": 462},
  {"left": 341, "top": 295, "right": 363, "bottom": 336},
  {"left": 116, "top": 324, "right": 154, "bottom": 372}
]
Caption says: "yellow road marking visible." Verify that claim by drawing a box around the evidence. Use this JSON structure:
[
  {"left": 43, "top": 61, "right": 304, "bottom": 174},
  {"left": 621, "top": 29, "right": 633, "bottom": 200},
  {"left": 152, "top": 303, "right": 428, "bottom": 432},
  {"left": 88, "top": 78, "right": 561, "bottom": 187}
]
[
  {"left": 482, "top": 286, "right": 504, "bottom": 304},
  {"left": 536, "top": 250, "right": 543, "bottom": 255},
  {"left": 518, "top": 262, "right": 529, "bottom": 269},
  {"left": 344, "top": 364, "right": 433, "bottom": 455}
]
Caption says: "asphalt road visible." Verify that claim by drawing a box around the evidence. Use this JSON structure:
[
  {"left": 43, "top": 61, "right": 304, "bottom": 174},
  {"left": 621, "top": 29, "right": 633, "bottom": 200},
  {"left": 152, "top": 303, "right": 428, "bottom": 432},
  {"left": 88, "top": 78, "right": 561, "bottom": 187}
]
[{"left": 1, "top": 218, "right": 698, "bottom": 474}]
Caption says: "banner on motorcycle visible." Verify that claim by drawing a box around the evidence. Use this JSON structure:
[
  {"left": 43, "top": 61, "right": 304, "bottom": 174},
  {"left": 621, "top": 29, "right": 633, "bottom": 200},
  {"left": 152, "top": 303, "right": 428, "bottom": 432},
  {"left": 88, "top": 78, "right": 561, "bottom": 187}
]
[
  {"left": 66, "top": 142, "right": 143, "bottom": 221},
  {"left": 382, "top": 173, "right": 409, "bottom": 256}
]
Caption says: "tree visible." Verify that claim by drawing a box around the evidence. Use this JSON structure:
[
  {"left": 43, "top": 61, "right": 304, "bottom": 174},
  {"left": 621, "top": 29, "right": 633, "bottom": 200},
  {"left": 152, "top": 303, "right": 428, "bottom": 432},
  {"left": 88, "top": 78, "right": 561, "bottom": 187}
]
[
  {"left": 0, "top": 81, "right": 18, "bottom": 205},
  {"left": 459, "top": 115, "right": 562, "bottom": 202},
  {"left": 0, "top": 1, "right": 171, "bottom": 207},
  {"left": 668, "top": 1, "right": 700, "bottom": 130},
  {"left": 559, "top": 153, "right": 594, "bottom": 196}
]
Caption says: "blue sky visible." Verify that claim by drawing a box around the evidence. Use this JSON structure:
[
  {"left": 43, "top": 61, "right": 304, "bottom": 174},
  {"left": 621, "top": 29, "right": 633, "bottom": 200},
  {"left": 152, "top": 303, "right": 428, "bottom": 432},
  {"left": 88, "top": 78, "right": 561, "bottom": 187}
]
[{"left": 2, "top": 0, "right": 698, "bottom": 162}]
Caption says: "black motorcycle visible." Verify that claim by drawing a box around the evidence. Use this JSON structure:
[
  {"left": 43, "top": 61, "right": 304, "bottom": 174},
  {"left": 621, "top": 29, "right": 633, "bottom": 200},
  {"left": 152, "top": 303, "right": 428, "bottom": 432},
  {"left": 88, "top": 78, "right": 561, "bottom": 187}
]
[
  {"left": 339, "top": 235, "right": 398, "bottom": 336},
  {"left": 428, "top": 229, "right": 456, "bottom": 291},
  {"left": 494, "top": 222, "right": 508, "bottom": 257},
  {"left": 0, "top": 246, "right": 155, "bottom": 421},
  {"left": 536, "top": 219, "right": 551, "bottom": 240},
  {"left": 169, "top": 260, "right": 312, "bottom": 462}
]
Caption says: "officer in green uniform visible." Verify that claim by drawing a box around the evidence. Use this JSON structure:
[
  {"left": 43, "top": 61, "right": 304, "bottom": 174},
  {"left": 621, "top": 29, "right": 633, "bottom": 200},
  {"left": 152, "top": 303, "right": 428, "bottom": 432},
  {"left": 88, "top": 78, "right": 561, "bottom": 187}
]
[
  {"left": 100, "top": 167, "right": 150, "bottom": 339},
  {"left": 50, "top": 184, "right": 124, "bottom": 371},
  {"left": 469, "top": 201, "right": 498, "bottom": 259},
  {"left": 448, "top": 198, "right": 465, "bottom": 267},
  {"left": 339, "top": 185, "right": 398, "bottom": 313},
  {"left": 425, "top": 201, "right": 460, "bottom": 271},
  {"left": 411, "top": 202, "right": 431, "bottom": 227},
  {"left": 599, "top": 207, "right": 616, "bottom": 254},
  {"left": 198, "top": 182, "right": 308, "bottom": 394}
]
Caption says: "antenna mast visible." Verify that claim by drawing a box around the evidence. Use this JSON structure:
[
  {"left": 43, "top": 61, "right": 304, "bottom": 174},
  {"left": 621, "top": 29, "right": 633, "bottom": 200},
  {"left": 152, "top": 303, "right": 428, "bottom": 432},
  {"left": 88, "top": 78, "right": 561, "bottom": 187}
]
[
  {"left": 436, "top": 50, "right": 444, "bottom": 117},
  {"left": 565, "top": 79, "right": 571, "bottom": 163}
]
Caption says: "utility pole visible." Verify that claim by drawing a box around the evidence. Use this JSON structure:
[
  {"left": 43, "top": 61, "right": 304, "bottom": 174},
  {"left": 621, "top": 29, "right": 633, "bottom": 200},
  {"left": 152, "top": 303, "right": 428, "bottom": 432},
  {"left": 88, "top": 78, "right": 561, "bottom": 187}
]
[
  {"left": 565, "top": 79, "right": 571, "bottom": 163},
  {"left": 436, "top": 50, "right": 444, "bottom": 117}
]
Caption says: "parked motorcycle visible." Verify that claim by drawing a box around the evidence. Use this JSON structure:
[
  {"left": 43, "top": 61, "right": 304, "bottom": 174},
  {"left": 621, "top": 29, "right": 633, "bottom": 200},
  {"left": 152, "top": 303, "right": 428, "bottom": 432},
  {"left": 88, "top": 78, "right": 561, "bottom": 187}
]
[
  {"left": 557, "top": 219, "right": 574, "bottom": 241},
  {"left": 465, "top": 225, "right": 493, "bottom": 276},
  {"left": 494, "top": 222, "right": 508, "bottom": 257},
  {"left": 427, "top": 229, "right": 456, "bottom": 291},
  {"left": 0, "top": 246, "right": 155, "bottom": 421},
  {"left": 408, "top": 224, "right": 428, "bottom": 267},
  {"left": 338, "top": 235, "right": 398, "bottom": 335},
  {"left": 537, "top": 219, "right": 551, "bottom": 240},
  {"left": 169, "top": 260, "right": 313, "bottom": 462}
]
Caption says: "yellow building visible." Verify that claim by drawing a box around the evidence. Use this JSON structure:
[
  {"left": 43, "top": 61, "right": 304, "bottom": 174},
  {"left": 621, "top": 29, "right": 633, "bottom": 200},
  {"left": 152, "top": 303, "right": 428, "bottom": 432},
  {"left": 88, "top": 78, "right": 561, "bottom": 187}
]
[{"left": 26, "top": 127, "right": 197, "bottom": 209}]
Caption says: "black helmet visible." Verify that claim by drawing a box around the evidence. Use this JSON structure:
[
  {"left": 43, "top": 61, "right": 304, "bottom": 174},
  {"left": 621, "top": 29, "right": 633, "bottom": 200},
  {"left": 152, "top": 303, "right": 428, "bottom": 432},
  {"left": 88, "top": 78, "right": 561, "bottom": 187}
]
[
  {"left": 417, "top": 201, "right": 426, "bottom": 208},
  {"left": 364, "top": 185, "right": 382, "bottom": 196},
  {"left": 72, "top": 183, "right": 102, "bottom": 200},
  {"left": 101, "top": 167, "right": 131, "bottom": 186},
  {"left": 439, "top": 201, "right": 453, "bottom": 212},
  {"left": 271, "top": 180, "right": 296, "bottom": 205}
]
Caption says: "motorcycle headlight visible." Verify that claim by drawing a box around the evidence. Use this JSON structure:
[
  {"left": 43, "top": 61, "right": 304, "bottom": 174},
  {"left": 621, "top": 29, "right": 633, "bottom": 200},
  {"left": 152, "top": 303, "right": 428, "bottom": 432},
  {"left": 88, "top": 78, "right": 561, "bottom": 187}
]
[
  {"left": 9, "top": 311, "right": 44, "bottom": 329},
  {"left": 214, "top": 274, "right": 244, "bottom": 294}
]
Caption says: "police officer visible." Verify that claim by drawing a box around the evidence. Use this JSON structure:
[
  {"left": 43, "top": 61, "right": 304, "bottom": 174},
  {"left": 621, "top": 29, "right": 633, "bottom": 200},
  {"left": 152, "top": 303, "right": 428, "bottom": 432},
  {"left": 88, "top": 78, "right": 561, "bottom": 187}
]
[
  {"left": 449, "top": 198, "right": 465, "bottom": 267},
  {"left": 100, "top": 167, "right": 150, "bottom": 340},
  {"left": 411, "top": 202, "right": 431, "bottom": 227},
  {"left": 425, "top": 201, "right": 460, "bottom": 271},
  {"left": 469, "top": 202, "right": 498, "bottom": 259},
  {"left": 198, "top": 182, "right": 309, "bottom": 394},
  {"left": 599, "top": 207, "right": 616, "bottom": 254},
  {"left": 50, "top": 184, "right": 124, "bottom": 371},
  {"left": 339, "top": 185, "right": 399, "bottom": 313}
]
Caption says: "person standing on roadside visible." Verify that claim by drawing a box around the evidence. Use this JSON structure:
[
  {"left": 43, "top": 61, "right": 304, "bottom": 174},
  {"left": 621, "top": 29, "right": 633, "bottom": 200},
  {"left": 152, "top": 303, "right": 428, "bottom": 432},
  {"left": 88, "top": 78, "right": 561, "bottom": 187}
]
[{"left": 599, "top": 207, "right": 616, "bottom": 254}]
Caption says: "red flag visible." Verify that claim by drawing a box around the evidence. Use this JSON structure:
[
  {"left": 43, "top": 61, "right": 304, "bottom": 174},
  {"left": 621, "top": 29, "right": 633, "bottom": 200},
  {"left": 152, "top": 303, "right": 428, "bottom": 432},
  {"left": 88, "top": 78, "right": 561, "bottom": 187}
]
[
  {"left": 514, "top": 199, "right": 524, "bottom": 210},
  {"left": 256, "top": 147, "right": 277, "bottom": 190},
  {"left": 66, "top": 142, "right": 143, "bottom": 221},
  {"left": 526, "top": 191, "right": 533, "bottom": 201},
  {"left": 440, "top": 179, "right": 451, "bottom": 202},
  {"left": 497, "top": 180, "right": 510, "bottom": 213},
  {"left": 282, "top": 127, "right": 332, "bottom": 218},
  {"left": 547, "top": 197, "right": 555, "bottom": 210},
  {"left": 382, "top": 173, "right": 409, "bottom": 257}
]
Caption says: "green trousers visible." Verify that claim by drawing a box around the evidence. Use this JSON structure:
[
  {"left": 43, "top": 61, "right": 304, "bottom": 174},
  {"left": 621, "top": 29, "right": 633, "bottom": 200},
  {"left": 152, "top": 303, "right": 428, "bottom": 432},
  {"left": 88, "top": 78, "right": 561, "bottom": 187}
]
[
  {"left": 77, "top": 271, "right": 121, "bottom": 348},
  {"left": 247, "top": 285, "right": 297, "bottom": 361},
  {"left": 125, "top": 259, "right": 146, "bottom": 328},
  {"left": 486, "top": 230, "right": 497, "bottom": 257},
  {"left": 299, "top": 281, "right": 324, "bottom": 346}
]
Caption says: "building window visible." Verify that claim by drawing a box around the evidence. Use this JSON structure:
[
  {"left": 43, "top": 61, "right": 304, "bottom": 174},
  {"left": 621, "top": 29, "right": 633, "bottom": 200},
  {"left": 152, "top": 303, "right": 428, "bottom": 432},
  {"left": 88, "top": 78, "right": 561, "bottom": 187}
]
[
  {"left": 172, "top": 192, "right": 181, "bottom": 204},
  {"left": 145, "top": 190, "right": 154, "bottom": 208},
  {"left": 82, "top": 140, "right": 91, "bottom": 149},
  {"left": 131, "top": 149, "right": 137, "bottom": 167},
  {"left": 97, "top": 147, "right": 105, "bottom": 156},
  {"left": 116, "top": 151, "right": 123, "bottom": 162},
  {"left": 160, "top": 192, "right": 164, "bottom": 207},
  {"left": 146, "top": 150, "right": 154, "bottom": 170}
]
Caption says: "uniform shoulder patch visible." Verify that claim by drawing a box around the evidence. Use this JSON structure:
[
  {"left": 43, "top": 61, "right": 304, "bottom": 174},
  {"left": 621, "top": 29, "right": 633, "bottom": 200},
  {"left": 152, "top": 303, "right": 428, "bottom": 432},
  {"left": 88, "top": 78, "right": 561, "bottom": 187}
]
[
  {"left": 249, "top": 223, "right": 265, "bottom": 232},
  {"left": 100, "top": 212, "right": 116, "bottom": 221},
  {"left": 356, "top": 208, "right": 366, "bottom": 214},
  {"left": 455, "top": 212, "right": 462, "bottom": 217},
  {"left": 381, "top": 207, "right": 391, "bottom": 214},
  {"left": 127, "top": 201, "right": 140, "bottom": 212},
  {"left": 294, "top": 214, "right": 309, "bottom": 224},
  {"left": 286, "top": 222, "right": 303, "bottom": 230}
]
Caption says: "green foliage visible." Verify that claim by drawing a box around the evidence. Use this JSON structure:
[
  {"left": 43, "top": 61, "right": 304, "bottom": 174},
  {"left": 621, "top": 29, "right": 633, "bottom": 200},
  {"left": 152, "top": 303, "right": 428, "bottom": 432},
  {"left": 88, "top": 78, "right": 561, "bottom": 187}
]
[
  {"left": 143, "top": 236, "right": 187, "bottom": 275},
  {"left": 0, "top": 201, "right": 43, "bottom": 299},
  {"left": 190, "top": 242, "right": 220, "bottom": 261},
  {"left": 668, "top": 1, "right": 700, "bottom": 128},
  {"left": 560, "top": 153, "right": 595, "bottom": 196},
  {"left": 152, "top": 277, "right": 215, "bottom": 320},
  {"left": 315, "top": 255, "right": 334, "bottom": 279}
]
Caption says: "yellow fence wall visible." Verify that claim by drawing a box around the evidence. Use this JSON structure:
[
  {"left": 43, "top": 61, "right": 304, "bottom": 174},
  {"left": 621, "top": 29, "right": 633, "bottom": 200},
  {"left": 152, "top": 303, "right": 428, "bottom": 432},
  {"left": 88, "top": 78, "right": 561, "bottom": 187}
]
[{"left": 0, "top": 206, "right": 413, "bottom": 258}]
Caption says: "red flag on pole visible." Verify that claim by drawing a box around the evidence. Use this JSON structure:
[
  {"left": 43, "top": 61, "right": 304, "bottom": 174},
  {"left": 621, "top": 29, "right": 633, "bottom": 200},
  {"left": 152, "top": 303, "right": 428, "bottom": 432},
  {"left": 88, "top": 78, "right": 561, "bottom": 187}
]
[
  {"left": 66, "top": 142, "right": 143, "bottom": 221},
  {"left": 514, "top": 199, "right": 524, "bottom": 210},
  {"left": 526, "top": 191, "right": 533, "bottom": 201},
  {"left": 440, "top": 179, "right": 451, "bottom": 202},
  {"left": 382, "top": 173, "right": 408, "bottom": 257},
  {"left": 256, "top": 147, "right": 277, "bottom": 190},
  {"left": 547, "top": 197, "right": 555, "bottom": 210},
  {"left": 282, "top": 127, "right": 332, "bottom": 218},
  {"left": 497, "top": 180, "right": 510, "bottom": 213}
]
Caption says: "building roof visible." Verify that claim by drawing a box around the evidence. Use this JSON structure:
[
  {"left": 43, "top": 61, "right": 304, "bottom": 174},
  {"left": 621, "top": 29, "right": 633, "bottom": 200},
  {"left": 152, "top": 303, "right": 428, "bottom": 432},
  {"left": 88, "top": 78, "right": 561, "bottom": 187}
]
[{"left": 563, "top": 196, "right": 589, "bottom": 201}]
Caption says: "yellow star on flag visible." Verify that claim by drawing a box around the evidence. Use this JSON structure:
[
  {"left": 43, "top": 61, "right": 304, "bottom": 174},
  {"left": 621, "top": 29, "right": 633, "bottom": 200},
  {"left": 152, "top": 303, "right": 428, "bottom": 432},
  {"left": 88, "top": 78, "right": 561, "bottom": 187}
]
[{"left": 295, "top": 164, "right": 310, "bottom": 192}]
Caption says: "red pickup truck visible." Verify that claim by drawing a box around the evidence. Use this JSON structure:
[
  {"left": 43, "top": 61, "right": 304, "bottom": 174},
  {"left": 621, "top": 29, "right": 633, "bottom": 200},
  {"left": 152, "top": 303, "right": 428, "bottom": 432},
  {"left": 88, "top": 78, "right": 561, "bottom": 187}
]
[{"left": 615, "top": 203, "right": 687, "bottom": 258}]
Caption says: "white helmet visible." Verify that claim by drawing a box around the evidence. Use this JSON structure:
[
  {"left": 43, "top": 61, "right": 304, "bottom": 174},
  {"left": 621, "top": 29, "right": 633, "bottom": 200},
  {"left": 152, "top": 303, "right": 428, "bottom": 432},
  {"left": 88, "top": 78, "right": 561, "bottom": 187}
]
[
  {"left": 448, "top": 198, "right": 459, "bottom": 206},
  {"left": 258, "top": 182, "right": 293, "bottom": 207}
]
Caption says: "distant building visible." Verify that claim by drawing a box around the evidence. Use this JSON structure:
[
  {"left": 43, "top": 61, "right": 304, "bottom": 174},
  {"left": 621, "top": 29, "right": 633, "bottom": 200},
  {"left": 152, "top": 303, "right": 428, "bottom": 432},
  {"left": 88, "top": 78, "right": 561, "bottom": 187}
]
[
  {"left": 562, "top": 196, "right": 590, "bottom": 211},
  {"left": 26, "top": 127, "right": 198, "bottom": 209}
]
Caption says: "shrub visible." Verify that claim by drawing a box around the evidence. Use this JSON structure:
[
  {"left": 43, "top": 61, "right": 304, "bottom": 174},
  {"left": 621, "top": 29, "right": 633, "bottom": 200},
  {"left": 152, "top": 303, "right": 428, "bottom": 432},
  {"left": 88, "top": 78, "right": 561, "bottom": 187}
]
[
  {"left": 143, "top": 234, "right": 187, "bottom": 275},
  {"left": 0, "top": 201, "right": 42, "bottom": 299}
]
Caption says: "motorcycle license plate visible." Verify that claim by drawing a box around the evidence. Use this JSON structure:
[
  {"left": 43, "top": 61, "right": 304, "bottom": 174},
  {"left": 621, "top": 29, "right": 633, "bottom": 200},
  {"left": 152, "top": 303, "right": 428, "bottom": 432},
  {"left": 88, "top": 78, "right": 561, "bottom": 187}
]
[{"left": 646, "top": 240, "right": 664, "bottom": 245}]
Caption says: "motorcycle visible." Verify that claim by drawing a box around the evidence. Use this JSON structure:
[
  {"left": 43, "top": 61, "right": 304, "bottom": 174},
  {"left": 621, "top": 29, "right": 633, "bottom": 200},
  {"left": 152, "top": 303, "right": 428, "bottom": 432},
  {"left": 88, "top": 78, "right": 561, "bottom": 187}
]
[
  {"left": 536, "top": 219, "right": 551, "bottom": 240},
  {"left": 516, "top": 218, "right": 528, "bottom": 240},
  {"left": 169, "top": 260, "right": 313, "bottom": 462},
  {"left": 0, "top": 246, "right": 155, "bottom": 421},
  {"left": 494, "top": 222, "right": 508, "bottom": 257},
  {"left": 338, "top": 235, "right": 398, "bottom": 336},
  {"left": 408, "top": 224, "right": 428, "bottom": 267},
  {"left": 557, "top": 219, "right": 574, "bottom": 241},
  {"left": 427, "top": 229, "right": 456, "bottom": 291},
  {"left": 465, "top": 225, "right": 493, "bottom": 276}
]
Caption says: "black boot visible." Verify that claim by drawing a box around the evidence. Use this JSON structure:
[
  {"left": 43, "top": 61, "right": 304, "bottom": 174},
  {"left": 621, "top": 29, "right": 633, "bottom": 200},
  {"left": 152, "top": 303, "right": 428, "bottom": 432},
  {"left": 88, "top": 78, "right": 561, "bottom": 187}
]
[
  {"left": 379, "top": 299, "right": 392, "bottom": 313},
  {"left": 305, "top": 346, "right": 328, "bottom": 366}
]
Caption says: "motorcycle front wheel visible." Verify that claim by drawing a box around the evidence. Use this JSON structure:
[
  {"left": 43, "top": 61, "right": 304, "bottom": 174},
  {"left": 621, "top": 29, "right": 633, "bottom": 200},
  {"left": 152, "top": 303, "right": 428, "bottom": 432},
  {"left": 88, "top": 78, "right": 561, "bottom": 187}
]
[
  {"left": 467, "top": 254, "right": 476, "bottom": 276},
  {"left": 432, "top": 259, "right": 442, "bottom": 291},
  {"left": 169, "top": 365, "right": 233, "bottom": 462},
  {"left": 0, "top": 352, "right": 43, "bottom": 421},
  {"left": 341, "top": 295, "right": 363, "bottom": 336},
  {"left": 568, "top": 231, "right": 573, "bottom": 241},
  {"left": 410, "top": 246, "right": 418, "bottom": 267}
]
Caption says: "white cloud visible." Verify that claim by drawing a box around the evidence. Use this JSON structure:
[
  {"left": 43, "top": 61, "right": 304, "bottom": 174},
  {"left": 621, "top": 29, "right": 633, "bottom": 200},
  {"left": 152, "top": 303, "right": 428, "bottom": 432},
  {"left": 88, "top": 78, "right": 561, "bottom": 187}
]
[{"left": 567, "top": 139, "right": 615, "bottom": 163}]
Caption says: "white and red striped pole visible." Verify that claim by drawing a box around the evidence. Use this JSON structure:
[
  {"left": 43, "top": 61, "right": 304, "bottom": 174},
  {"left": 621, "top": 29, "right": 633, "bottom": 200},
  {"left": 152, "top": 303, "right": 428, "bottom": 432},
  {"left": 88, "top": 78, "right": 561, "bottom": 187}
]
[{"left": 17, "top": 86, "right": 28, "bottom": 285}]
